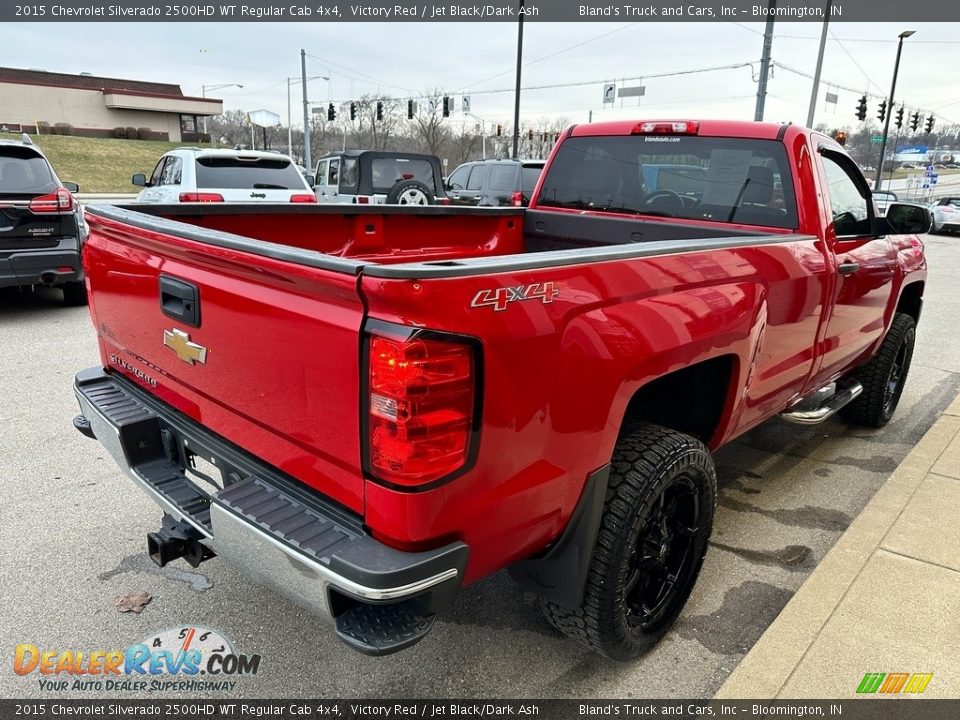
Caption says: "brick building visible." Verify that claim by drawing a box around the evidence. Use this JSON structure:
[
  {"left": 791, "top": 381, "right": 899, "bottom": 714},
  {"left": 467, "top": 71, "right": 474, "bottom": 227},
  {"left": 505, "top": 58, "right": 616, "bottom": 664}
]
[{"left": 0, "top": 67, "right": 223, "bottom": 141}]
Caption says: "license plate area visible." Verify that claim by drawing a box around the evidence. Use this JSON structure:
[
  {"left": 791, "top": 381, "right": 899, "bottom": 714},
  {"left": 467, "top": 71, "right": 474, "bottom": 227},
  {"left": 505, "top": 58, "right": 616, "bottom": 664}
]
[{"left": 159, "top": 425, "right": 241, "bottom": 497}]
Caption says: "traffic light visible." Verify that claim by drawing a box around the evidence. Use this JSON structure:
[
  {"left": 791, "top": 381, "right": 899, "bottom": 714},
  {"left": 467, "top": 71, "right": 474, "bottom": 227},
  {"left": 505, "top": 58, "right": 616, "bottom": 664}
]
[
  {"left": 442, "top": 96, "right": 451, "bottom": 117},
  {"left": 910, "top": 111, "right": 920, "bottom": 132},
  {"left": 856, "top": 95, "right": 867, "bottom": 121},
  {"left": 895, "top": 105, "right": 904, "bottom": 129},
  {"left": 833, "top": 129, "right": 848, "bottom": 146},
  {"left": 327, "top": 103, "right": 335, "bottom": 121},
  {"left": 877, "top": 99, "right": 887, "bottom": 122},
  {"left": 496, "top": 124, "right": 503, "bottom": 137},
  {"left": 349, "top": 102, "right": 356, "bottom": 121},
  {"left": 407, "top": 99, "right": 414, "bottom": 119},
  {"left": 376, "top": 101, "right": 384, "bottom": 121},
  {"left": 527, "top": 129, "right": 533, "bottom": 141},
  {"left": 925, "top": 115, "right": 935, "bottom": 134}
]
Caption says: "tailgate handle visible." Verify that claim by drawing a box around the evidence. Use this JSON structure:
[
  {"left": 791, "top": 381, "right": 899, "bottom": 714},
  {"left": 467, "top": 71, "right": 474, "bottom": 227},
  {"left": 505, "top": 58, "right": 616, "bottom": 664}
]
[{"left": 159, "top": 275, "right": 201, "bottom": 327}]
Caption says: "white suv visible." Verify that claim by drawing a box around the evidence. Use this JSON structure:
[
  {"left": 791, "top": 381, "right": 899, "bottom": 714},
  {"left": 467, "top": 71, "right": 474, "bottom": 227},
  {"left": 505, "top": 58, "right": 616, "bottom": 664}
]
[{"left": 132, "top": 148, "right": 316, "bottom": 203}]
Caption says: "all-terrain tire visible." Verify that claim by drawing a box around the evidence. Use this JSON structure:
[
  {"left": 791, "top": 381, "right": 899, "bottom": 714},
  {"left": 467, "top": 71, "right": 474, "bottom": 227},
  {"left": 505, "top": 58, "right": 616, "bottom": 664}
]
[
  {"left": 62, "top": 280, "right": 88, "bottom": 306},
  {"left": 541, "top": 423, "right": 716, "bottom": 661},
  {"left": 839, "top": 312, "right": 915, "bottom": 428}
]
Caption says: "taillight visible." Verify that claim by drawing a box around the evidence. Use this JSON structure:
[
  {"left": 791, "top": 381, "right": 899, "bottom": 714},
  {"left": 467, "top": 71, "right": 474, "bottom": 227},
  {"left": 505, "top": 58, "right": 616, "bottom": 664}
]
[
  {"left": 510, "top": 191, "right": 526, "bottom": 207},
  {"left": 365, "top": 326, "right": 480, "bottom": 488},
  {"left": 29, "top": 187, "right": 73, "bottom": 213},
  {"left": 289, "top": 193, "right": 317, "bottom": 203},
  {"left": 436, "top": 197, "right": 452, "bottom": 206},
  {"left": 631, "top": 121, "right": 700, "bottom": 135},
  {"left": 356, "top": 195, "right": 370, "bottom": 204},
  {"left": 178, "top": 192, "right": 224, "bottom": 202}
]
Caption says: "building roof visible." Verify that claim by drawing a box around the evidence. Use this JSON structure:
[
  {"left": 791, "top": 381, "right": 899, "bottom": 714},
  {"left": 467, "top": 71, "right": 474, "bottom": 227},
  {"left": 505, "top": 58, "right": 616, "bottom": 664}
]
[{"left": 0, "top": 67, "right": 184, "bottom": 97}]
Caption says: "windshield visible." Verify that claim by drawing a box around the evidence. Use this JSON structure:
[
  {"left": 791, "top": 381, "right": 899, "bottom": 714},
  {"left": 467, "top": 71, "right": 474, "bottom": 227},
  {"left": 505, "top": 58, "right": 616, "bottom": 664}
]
[
  {"left": 195, "top": 157, "right": 307, "bottom": 190},
  {"left": 536, "top": 135, "right": 798, "bottom": 229}
]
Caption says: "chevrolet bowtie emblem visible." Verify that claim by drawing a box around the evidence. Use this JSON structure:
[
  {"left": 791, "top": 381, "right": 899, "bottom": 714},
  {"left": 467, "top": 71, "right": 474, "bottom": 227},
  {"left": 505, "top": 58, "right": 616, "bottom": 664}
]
[{"left": 163, "top": 329, "right": 207, "bottom": 365}]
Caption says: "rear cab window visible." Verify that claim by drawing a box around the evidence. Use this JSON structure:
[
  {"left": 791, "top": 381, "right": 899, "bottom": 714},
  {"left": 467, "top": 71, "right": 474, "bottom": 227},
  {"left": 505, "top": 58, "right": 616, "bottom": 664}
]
[
  {"left": 488, "top": 165, "right": 517, "bottom": 192},
  {"left": 0, "top": 147, "right": 58, "bottom": 197},
  {"left": 536, "top": 135, "right": 799, "bottom": 229},
  {"left": 195, "top": 156, "right": 307, "bottom": 190}
]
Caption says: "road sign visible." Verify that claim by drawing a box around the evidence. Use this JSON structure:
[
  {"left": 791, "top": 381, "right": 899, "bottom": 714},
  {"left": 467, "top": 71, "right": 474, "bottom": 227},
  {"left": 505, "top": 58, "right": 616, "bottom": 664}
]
[
  {"left": 871, "top": 135, "right": 883, "bottom": 144},
  {"left": 602, "top": 83, "right": 615, "bottom": 104},
  {"left": 618, "top": 85, "right": 646, "bottom": 98}
]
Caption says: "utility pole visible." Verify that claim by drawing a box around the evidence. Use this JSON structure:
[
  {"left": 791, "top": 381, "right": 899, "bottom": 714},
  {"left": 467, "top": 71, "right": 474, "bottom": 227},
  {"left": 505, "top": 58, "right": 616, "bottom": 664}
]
[
  {"left": 874, "top": 30, "right": 915, "bottom": 191},
  {"left": 754, "top": 0, "right": 776, "bottom": 121},
  {"left": 301, "top": 49, "right": 312, "bottom": 173},
  {"left": 806, "top": 0, "right": 832, "bottom": 127},
  {"left": 511, "top": 0, "right": 524, "bottom": 159}
]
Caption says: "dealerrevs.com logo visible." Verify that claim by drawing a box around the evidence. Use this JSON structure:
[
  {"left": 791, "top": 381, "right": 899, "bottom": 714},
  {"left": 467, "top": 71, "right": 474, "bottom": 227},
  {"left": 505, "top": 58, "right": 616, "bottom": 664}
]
[{"left": 13, "top": 626, "right": 261, "bottom": 693}]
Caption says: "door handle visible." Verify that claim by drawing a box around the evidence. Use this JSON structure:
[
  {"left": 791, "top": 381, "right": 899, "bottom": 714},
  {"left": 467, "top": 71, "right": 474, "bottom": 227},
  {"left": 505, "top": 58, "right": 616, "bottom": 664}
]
[{"left": 838, "top": 261, "right": 860, "bottom": 276}]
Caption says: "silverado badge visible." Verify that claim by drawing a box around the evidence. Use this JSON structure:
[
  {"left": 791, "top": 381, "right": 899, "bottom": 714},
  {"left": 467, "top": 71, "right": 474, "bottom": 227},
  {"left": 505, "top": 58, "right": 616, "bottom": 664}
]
[{"left": 163, "top": 329, "right": 207, "bottom": 365}]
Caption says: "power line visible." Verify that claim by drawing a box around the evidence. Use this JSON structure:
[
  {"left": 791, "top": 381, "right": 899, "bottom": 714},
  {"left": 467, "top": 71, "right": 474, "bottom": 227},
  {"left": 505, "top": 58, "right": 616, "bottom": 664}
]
[
  {"left": 828, "top": 30, "right": 885, "bottom": 94},
  {"left": 304, "top": 52, "right": 416, "bottom": 94},
  {"left": 461, "top": 22, "right": 640, "bottom": 91}
]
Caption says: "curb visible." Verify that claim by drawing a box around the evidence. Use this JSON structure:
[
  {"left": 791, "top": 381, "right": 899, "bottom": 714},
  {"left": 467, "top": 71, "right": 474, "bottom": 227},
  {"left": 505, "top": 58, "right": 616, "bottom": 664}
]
[{"left": 715, "top": 391, "right": 960, "bottom": 698}]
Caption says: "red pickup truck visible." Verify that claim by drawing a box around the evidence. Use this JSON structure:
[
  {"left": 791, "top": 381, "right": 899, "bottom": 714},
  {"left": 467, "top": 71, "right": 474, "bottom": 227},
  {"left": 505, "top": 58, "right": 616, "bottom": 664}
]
[{"left": 74, "top": 120, "right": 930, "bottom": 660}]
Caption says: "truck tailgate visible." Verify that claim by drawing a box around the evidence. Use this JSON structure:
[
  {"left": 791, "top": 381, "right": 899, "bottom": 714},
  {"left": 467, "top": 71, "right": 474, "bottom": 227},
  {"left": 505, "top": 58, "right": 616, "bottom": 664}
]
[{"left": 83, "top": 210, "right": 366, "bottom": 514}]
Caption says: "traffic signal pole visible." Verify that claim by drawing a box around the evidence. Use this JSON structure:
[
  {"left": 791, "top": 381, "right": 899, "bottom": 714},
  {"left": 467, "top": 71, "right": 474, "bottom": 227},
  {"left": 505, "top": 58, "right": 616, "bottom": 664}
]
[
  {"left": 512, "top": 0, "right": 524, "bottom": 159},
  {"left": 874, "top": 31, "right": 914, "bottom": 191},
  {"left": 806, "top": 0, "right": 831, "bottom": 127}
]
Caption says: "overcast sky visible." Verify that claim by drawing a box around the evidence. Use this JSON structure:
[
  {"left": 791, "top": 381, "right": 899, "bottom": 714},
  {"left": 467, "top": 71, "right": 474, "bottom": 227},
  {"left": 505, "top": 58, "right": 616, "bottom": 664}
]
[{"left": 7, "top": 21, "right": 960, "bottom": 131}]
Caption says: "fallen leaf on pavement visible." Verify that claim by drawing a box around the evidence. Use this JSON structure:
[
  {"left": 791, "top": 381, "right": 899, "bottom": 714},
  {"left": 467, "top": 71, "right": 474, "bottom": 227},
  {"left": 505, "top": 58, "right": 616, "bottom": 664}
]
[{"left": 114, "top": 591, "right": 153, "bottom": 614}]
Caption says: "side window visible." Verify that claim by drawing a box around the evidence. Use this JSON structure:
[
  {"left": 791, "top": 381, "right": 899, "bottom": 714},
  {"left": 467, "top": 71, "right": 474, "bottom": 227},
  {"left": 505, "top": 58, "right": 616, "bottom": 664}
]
[
  {"left": 328, "top": 159, "right": 339, "bottom": 187},
  {"left": 315, "top": 160, "right": 328, "bottom": 187},
  {"left": 160, "top": 157, "right": 182, "bottom": 186},
  {"left": 149, "top": 158, "right": 167, "bottom": 186},
  {"left": 820, "top": 153, "right": 871, "bottom": 236},
  {"left": 466, "top": 165, "right": 487, "bottom": 191},
  {"left": 489, "top": 165, "right": 516, "bottom": 192},
  {"left": 446, "top": 165, "right": 470, "bottom": 190}
]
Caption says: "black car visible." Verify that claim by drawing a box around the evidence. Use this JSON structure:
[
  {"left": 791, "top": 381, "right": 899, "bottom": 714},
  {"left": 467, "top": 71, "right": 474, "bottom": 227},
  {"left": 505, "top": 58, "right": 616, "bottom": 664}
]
[
  {"left": 0, "top": 135, "right": 86, "bottom": 305},
  {"left": 444, "top": 159, "right": 545, "bottom": 207}
]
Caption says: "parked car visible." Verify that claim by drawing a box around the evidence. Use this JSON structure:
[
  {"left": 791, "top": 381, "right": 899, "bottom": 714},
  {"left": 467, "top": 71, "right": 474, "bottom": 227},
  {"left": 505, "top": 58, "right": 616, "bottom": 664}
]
[
  {"left": 313, "top": 150, "right": 447, "bottom": 205},
  {"left": 444, "top": 159, "right": 544, "bottom": 206},
  {"left": 0, "top": 134, "right": 86, "bottom": 305},
  {"left": 132, "top": 148, "right": 317, "bottom": 203},
  {"left": 873, "top": 190, "right": 898, "bottom": 216},
  {"left": 930, "top": 196, "right": 960, "bottom": 234},
  {"left": 76, "top": 119, "right": 929, "bottom": 660}
]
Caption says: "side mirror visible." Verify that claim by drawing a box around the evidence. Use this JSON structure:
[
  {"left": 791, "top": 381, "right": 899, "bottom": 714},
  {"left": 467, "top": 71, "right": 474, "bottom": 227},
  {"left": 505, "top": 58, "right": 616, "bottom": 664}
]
[
  {"left": 62, "top": 181, "right": 79, "bottom": 192},
  {"left": 885, "top": 203, "right": 931, "bottom": 235},
  {"left": 449, "top": 183, "right": 463, "bottom": 191},
  {"left": 131, "top": 173, "right": 147, "bottom": 187},
  {"left": 304, "top": 174, "right": 315, "bottom": 187}
]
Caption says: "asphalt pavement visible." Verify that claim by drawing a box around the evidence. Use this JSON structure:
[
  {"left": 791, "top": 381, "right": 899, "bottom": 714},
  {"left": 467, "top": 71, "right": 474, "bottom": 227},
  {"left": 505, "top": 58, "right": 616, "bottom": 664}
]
[{"left": 2, "top": 233, "right": 959, "bottom": 700}]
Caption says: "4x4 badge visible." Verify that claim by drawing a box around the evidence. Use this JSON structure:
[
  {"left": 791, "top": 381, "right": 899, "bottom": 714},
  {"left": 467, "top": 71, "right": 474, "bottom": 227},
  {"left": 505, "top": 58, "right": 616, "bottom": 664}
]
[
  {"left": 470, "top": 282, "right": 559, "bottom": 312},
  {"left": 163, "top": 329, "right": 207, "bottom": 365}
]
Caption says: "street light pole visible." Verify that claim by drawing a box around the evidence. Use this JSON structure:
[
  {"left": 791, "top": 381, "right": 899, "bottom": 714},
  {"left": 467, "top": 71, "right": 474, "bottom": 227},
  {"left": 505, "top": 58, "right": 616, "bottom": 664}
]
[
  {"left": 754, "top": 0, "right": 776, "bottom": 122},
  {"left": 288, "top": 75, "right": 328, "bottom": 160},
  {"left": 301, "top": 49, "right": 312, "bottom": 174},
  {"left": 511, "top": 0, "right": 524, "bottom": 159},
  {"left": 201, "top": 83, "right": 243, "bottom": 147},
  {"left": 874, "top": 30, "right": 915, "bottom": 192}
]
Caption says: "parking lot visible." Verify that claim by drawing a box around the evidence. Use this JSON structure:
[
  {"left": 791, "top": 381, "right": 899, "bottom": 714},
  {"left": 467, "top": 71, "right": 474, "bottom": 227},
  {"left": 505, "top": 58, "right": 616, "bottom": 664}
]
[{"left": 1, "top": 232, "right": 959, "bottom": 699}]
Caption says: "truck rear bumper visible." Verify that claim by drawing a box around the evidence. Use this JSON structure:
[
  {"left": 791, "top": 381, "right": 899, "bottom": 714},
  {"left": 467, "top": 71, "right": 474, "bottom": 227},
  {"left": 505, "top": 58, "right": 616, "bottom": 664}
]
[{"left": 73, "top": 366, "right": 468, "bottom": 655}]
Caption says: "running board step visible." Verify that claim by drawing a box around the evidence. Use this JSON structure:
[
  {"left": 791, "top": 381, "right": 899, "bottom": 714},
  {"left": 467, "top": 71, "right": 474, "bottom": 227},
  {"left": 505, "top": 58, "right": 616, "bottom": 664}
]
[
  {"left": 780, "top": 381, "right": 863, "bottom": 425},
  {"left": 334, "top": 599, "right": 436, "bottom": 656}
]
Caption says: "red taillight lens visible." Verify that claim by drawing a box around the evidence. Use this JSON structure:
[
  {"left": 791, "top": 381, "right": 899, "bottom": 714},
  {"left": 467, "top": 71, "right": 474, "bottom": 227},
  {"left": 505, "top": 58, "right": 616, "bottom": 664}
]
[
  {"left": 436, "top": 197, "right": 452, "bottom": 206},
  {"left": 178, "top": 192, "right": 224, "bottom": 202},
  {"left": 631, "top": 121, "right": 700, "bottom": 135},
  {"left": 366, "top": 330, "right": 478, "bottom": 487},
  {"left": 289, "top": 193, "right": 317, "bottom": 203},
  {"left": 356, "top": 195, "right": 370, "bottom": 204},
  {"left": 510, "top": 191, "right": 526, "bottom": 207},
  {"left": 29, "top": 187, "right": 74, "bottom": 213}
]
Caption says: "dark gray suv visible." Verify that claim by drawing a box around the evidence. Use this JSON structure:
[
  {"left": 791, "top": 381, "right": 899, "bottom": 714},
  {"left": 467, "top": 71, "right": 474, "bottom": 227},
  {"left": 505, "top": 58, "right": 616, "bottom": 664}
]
[{"left": 444, "top": 159, "right": 544, "bottom": 207}]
